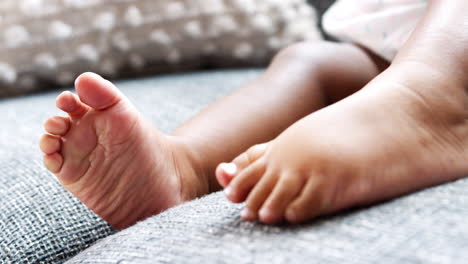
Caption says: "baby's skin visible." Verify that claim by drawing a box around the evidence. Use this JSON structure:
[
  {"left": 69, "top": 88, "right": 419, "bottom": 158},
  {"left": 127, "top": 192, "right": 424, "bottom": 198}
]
[{"left": 39, "top": 1, "right": 467, "bottom": 229}]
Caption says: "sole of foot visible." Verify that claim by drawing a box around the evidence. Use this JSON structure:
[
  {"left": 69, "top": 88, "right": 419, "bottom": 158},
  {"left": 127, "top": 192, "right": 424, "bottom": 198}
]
[{"left": 40, "top": 72, "right": 208, "bottom": 229}]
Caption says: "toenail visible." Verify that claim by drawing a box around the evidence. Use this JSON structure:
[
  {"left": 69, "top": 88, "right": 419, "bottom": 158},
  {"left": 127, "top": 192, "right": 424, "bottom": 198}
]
[
  {"left": 221, "top": 163, "right": 237, "bottom": 175},
  {"left": 241, "top": 208, "right": 255, "bottom": 220}
]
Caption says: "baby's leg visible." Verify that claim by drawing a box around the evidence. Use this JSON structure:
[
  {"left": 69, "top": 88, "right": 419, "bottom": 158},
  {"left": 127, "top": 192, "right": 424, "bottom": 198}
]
[{"left": 39, "top": 41, "right": 382, "bottom": 229}]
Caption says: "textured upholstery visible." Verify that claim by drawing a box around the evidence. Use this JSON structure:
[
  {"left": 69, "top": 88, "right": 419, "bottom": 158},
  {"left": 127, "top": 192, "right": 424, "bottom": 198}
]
[{"left": 69, "top": 184, "right": 468, "bottom": 263}]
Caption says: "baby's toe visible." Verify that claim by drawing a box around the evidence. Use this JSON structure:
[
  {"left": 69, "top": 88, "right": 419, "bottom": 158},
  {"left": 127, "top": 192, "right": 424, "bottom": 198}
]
[
  {"left": 286, "top": 179, "right": 326, "bottom": 223},
  {"left": 43, "top": 152, "right": 64, "bottom": 173},
  {"left": 75, "top": 72, "right": 123, "bottom": 110},
  {"left": 216, "top": 143, "right": 268, "bottom": 187},
  {"left": 56, "top": 91, "right": 89, "bottom": 119},
  {"left": 224, "top": 159, "right": 266, "bottom": 203},
  {"left": 44, "top": 116, "right": 70, "bottom": 136},
  {"left": 258, "top": 173, "right": 304, "bottom": 224},
  {"left": 216, "top": 163, "right": 237, "bottom": 188},
  {"left": 39, "top": 134, "right": 62, "bottom": 154},
  {"left": 233, "top": 143, "right": 269, "bottom": 170},
  {"left": 242, "top": 172, "right": 278, "bottom": 222}
]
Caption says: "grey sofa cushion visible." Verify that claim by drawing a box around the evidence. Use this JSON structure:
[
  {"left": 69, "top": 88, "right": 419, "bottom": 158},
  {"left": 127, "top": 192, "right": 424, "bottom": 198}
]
[
  {"left": 0, "top": 69, "right": 261, "bottom": 263},
  {"left": 69, "top": 180, "right": 468, "bottom": 264}
]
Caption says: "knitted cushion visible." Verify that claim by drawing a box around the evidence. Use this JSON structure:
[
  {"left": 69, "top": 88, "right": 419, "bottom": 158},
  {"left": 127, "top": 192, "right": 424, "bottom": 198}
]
[{"left": 0, "top": 0, "right": 321, "bottom": 97}]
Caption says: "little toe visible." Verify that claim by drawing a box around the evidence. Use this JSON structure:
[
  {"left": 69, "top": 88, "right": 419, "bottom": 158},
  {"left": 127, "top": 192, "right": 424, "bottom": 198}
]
[
  {"left": 216, "top": 143, "right": 269, "bottom": 187},
  {"left": 75, "top": 72, "right": 123, "bottom": 110},
  {"left": 258, "top": 173, "right": 304, "bottom": 224},
  {"left": 286, "top": 179, "right": 325, "bottom": 224},
  {"left": 43, "top": 152, "right": 64, "bottom": 173},
  {"left": 56, "top": 91, "right": 89, "bottom": 119},
  {"left": 243, "top": 173, "right": 278, "bottom": 222},
  {"left": 39, "top": 134, "right": 62, "bottom": 154},
  {"left": 224, "top": 160, "right": 266, "bottom": 203},
  {"left": 44, "top": 116, "right": 70, "bottom": 136}
]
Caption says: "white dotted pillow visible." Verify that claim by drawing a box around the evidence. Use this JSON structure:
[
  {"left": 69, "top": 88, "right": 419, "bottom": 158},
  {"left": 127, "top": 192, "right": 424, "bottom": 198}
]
[{"left": 0, "top": 0, "right": 321, "bottom": 97}]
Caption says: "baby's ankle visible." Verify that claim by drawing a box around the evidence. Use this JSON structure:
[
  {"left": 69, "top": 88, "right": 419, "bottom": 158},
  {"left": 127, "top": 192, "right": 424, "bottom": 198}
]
[
  {"left": 167, "top": 136, "right": 213, "bottom": 198},
  {"left": 390, "top": 61, "right": 465, "bottom": 99},
  {"left": 377, "top": 63, "right": 467, "bottom": 127}
]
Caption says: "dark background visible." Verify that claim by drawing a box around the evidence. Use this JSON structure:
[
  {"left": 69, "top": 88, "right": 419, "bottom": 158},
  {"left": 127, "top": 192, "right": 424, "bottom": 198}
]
[
  {"left": 308, "top": 0, "right": 336, "bottom": 39},
  {"left": 308, "top": 0, "right": 335, "bottom": 17}
]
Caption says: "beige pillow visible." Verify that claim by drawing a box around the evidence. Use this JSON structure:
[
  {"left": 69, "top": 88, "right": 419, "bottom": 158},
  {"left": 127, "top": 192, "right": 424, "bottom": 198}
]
[{"left": 0, "top": 0, "right": 321, "bottom": 97}]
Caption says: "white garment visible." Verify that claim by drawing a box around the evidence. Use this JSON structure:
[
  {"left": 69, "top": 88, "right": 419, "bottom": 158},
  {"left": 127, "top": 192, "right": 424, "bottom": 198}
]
[{"left": 323, "top": 0, "right": 427, "bottom": 61}]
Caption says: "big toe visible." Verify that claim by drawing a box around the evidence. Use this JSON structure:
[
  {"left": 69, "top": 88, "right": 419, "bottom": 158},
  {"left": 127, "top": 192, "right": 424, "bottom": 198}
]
[
  {"left": 216, "top": 143, "right": 269, "bottom": 187},
  {"left": 75, "top": 72, "right": 123, "bottom": 110}
]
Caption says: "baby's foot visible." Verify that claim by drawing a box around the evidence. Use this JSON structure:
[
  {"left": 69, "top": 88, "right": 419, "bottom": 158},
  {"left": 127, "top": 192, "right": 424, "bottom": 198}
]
[
  {"left": 217, "top": 64, "right": 468, "bottom": 224},
  {"left": 39, "top": 73, "right": 208, "bottom": 229}
]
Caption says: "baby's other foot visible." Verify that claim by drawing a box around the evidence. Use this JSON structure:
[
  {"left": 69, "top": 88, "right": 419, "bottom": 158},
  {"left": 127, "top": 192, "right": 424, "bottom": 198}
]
[
  {"left": 217, "top": 65, "right": 468, "bottom": 224},
  {"left": 40, "top": 73, "right": 208, "bottom": 229}
]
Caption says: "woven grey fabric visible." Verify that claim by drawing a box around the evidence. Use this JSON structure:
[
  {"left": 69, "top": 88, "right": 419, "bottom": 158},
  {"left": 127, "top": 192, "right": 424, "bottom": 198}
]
[
  {"left": 69, "top": 179, "right": 468, "bottom": 264},
  {"left": 0, "top": 69, "right": 261, "bottom": 263}
]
